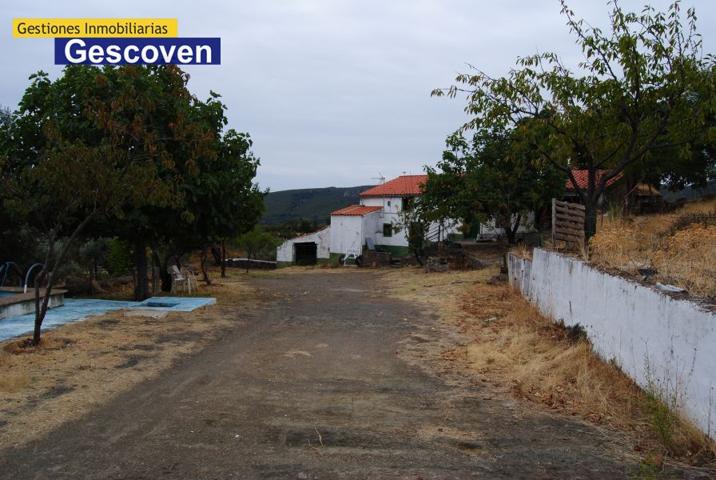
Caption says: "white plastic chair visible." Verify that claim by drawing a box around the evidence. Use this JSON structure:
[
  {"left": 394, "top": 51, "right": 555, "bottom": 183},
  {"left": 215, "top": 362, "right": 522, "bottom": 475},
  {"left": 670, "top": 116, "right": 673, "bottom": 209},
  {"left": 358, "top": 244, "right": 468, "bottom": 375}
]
[
  {"left": 169, "top": 265, "right": 188, "bottom": 294},
  {"left": 181, "top": 267, "right": 198, "bottom": 294}
]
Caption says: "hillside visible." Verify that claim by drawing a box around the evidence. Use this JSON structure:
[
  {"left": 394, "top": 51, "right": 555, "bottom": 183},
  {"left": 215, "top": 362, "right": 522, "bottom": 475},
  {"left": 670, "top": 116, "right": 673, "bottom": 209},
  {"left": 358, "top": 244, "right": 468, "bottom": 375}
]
[{"left": 262, "top": 185, "right": 373, "bottom": 225}]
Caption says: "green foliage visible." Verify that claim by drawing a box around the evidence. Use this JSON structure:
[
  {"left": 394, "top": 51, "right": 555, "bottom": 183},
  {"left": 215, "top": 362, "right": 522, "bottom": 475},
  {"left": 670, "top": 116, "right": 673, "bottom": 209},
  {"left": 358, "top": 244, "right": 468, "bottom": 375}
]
[
  {"left": 433, "top": 1, "right": 715, "bottom": 237},
  {"left": 421, "top": 125, "right": 563, "bottom": 243},
  {"left": 393, "top": 200, "right": 429, "bottom": 264},
  {"left": 183, "top": 124, "right": 265, "bottom": 246},
  {"left": 629, "top": 457, "right": 663, "bottom": 480},
  {"left": 264, "top": 218, "right": 322, "bottom": 239},
  {"left": 105, "top": 239, "right": 132, "bottom": 276},
  {"left": 407, "top": 219, "right": 428, "bottom": 263},
  {"left": 236, "top": 226, "right": 281, "bottom": 261},
  {"left": 0, "top": 66, "right": 196, "bottom": 339},
  {"left": 4, "top": 67, "right": 189, "bottom": 223},
  {"left": 0, "top": 64, "right": 264, "bottom": 338},
  {"left": 645, "top": 390, "right": 677, "bottom": 452},
  {"left": 79, "top": 238, "right": 109, "bottom": 267}
]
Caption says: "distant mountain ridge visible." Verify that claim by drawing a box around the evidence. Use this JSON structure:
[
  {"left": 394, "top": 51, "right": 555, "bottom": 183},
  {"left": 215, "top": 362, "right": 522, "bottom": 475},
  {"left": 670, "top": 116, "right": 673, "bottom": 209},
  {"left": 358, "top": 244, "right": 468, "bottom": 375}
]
[{"left": 262, "top": 185, "right": 373, "bottom": 225}]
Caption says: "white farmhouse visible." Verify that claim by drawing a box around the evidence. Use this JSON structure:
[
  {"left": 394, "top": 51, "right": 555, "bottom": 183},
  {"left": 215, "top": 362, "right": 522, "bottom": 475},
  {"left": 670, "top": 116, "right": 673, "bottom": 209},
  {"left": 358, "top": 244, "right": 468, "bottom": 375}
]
[{"left": 277, "top": 175, "right": 460, "bottom": 264}]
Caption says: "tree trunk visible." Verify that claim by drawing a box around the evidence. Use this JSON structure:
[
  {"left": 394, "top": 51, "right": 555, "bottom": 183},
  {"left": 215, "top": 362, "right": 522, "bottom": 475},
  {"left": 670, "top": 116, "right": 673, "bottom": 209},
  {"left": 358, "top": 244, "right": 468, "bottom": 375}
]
[
  {"left": 200, "top": 246, "right": 212, "bottom": 285},
  {"left": 584, "top": 200, "right": 598, "bottom": 240},
  {"left": 498, "top": 214, "right": 519, "bottom": 245},
  {"left": 211, "top": 245, "right": 222, "bottom": 266},
  {"left": 133, "top": 238, "right": 149, "bottom": 301},
  {"left": 504, "top": 215, "right": 521, "bottom": 245},
  {"left": 35, "top": 272, "right": 55, "bottom": 344},
  {"left": 32, "top": 271, "right": 47, "bottom": 345},
  {"left": 88, "top": 262, "right": 96, "bottom": 295},
  {"left": 220, "top": 241, "right": 227, "bottom": 278},
  {"left": 33, "top": 235, "right": 54, "bottom": 346},
  {"left": 151, "top": 250, "right": 173, "bottom": 292},
  {"left": 151, "top": 262, "right": 157, "bottom": 296},
  {"left": 31, "top": 212, "right": 97, "bottom": 345},
  {"left": 584, "top": 167, "right": 598, "bottom": 241}
]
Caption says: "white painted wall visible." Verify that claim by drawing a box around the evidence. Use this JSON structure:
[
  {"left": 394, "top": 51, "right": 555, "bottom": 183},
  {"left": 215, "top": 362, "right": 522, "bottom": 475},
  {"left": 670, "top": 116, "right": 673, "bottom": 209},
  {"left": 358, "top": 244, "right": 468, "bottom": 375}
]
[
  {"left": 362, "top": 210, "right": 381, "bottom": 247},
  {"left": 276, "top": 239, "right": 294, "bottom": 263},
  {"left": 377, "top": 210, "right": 409, "bottom": 247},
  {"left": 361, "top": 196, "right": 399, "bottom": 212},
  {"left": 361, "top": 196, "right": 408, "bottom": 247},
  {"left": 478, "top": 212, "right": 536, "bottom": 239},
  {"left": 361, "top": 196, "right": 462, "bottom": 246},
  {"left": 508, "top": 249, "right": 716, "bottom": 437},
  {"left": 276, "top": 227, "right": 331, "bottom": 263},
  {"left": 329, "top": 215, "right": 363, "bottom": 256}
]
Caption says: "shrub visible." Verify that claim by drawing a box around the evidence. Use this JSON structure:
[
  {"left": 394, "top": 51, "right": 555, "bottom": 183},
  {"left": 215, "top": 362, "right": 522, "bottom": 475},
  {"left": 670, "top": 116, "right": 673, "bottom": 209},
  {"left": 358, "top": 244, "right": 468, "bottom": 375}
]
[{"left": 105, "top": 239, "right": 132, "bottom": 276}]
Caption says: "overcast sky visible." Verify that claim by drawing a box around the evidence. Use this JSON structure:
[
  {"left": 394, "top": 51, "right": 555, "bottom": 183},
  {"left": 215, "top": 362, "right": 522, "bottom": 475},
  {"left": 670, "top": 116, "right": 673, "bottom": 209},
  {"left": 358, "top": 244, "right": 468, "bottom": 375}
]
[{"left": 2, "top": 1, "right": 716, "bottom": 191}]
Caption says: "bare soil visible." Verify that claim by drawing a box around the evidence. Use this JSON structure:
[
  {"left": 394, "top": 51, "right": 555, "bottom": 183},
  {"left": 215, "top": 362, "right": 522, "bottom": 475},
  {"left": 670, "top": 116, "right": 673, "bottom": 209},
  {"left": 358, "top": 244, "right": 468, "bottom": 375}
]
[
  {"left": 0, "top": 269, "right": 706, "bottom": 478},
  {"left": 0, "top": 274, "right": 256, "bottom": 448}
]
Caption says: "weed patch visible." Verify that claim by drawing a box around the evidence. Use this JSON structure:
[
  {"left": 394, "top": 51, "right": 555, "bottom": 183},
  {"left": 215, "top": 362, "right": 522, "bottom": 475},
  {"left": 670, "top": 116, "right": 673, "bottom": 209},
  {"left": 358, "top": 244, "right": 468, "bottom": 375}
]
[{"left": 590, "top": 198, "right": 716, "bottom": 298}]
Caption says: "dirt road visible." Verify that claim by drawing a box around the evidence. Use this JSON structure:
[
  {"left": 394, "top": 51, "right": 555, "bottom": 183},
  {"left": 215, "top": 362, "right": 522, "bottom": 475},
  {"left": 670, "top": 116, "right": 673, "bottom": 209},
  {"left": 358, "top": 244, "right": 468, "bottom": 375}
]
[{"left": 0, "top": 271, "right": 644, "bottom": 479}]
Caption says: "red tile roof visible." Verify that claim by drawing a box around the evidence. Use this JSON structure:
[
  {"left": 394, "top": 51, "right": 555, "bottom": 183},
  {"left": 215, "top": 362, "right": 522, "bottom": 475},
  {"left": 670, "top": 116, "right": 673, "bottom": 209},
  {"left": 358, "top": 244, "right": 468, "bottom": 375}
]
[
  {"left": 330, "top": 205, "right": 383, "bottom": 216},
  {"left": 359, "top": 174, "right": 428, "bottom": 197},
  {"left": 566, "top": 169, "right": 623, "bottom": 190}
]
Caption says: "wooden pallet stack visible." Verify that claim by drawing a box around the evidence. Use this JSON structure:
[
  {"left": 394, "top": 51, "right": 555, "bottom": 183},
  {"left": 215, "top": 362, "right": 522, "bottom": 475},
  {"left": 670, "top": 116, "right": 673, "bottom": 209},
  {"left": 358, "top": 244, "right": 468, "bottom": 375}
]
[{"left": 551, "top": 199, "right": 585, "bottom": 254}]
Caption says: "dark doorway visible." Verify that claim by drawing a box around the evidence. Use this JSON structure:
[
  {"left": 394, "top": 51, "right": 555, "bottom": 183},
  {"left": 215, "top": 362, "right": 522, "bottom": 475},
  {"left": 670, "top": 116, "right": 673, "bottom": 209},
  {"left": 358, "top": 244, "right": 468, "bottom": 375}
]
[{"left": 294, "top": 242, "right": 318, "bottom": 265}]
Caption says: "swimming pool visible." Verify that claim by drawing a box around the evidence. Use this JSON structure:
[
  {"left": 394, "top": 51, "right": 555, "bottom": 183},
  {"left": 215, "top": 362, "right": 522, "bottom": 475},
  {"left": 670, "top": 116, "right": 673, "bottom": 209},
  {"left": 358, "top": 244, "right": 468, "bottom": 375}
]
[{"left": 0, "top": 296, "right": 216, "bottom": 341}]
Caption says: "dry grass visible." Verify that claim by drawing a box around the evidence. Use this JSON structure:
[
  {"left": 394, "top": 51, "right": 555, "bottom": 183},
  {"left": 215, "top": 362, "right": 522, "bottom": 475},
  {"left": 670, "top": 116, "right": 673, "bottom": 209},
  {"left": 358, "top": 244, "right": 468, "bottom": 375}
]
[
  {"left": 590, "top": 198, "right": 716, "bottom": 298},
  {"left": 0, "top": 267, "right": 258, "bottom": 449},
  {"left": 272, "top": 265, "right": 347, "bottom": 274},
  {"left": 381, "top": 266, "right": 716, "bottom": 467},
  {"left": 463, "top": 287, "right": 713, "bottom": 462}
]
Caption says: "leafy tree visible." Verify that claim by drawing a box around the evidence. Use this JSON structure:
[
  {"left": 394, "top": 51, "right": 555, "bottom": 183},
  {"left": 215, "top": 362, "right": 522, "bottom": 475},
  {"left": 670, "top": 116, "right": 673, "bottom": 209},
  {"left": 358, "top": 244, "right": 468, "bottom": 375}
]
[
  {"left": 145, "top": 94, "right": 264, "bottom": 287},
  {"left": 433, "top": 1, "right": 715, "bottom": 238},
  {"left": 1, "top": 65, "right": 264, "bottom": 343},
  {"left": 422, "top": 126, "right": 563, "bottom": 244},
  {"left": 264, "top": 218, "right": 321, "bottom": 240},
  {"left": 1, "top": 66, "right": 170, "bottom": 344},
  {"left": 236, "top": 226, "right": 280, "bottom": 271},
  {"left": 183, "top": 99, "right": 264, "bottom": 284},
  {"left": 397, "top": 205, "right": 429, "bottom": 265},
  {"left": 105, "top": 238, "right": 132, "bottom": 276},
  {"left": 84, "top": 66, "right": 217, "bottom": 300},
  {"left": 0, "top": 106, "right": 26, "bottom": 263},
  {"left": 79, "top": 238, "right": 110, "bottom": 293}
]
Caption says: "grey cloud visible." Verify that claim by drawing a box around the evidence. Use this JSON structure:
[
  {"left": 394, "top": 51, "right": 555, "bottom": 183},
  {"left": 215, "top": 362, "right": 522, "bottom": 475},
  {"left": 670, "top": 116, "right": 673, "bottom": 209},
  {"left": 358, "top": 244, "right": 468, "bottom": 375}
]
[{"left": 2, "top": 1, "right": 715, "bottom": 190}]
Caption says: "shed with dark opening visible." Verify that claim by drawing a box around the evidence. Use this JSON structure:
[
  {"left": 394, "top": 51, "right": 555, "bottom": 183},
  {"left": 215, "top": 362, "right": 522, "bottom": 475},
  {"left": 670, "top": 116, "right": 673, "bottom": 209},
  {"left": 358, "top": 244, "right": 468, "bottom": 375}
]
[{"left": 294, "top": 242, "right": 318, "bottom": 265}]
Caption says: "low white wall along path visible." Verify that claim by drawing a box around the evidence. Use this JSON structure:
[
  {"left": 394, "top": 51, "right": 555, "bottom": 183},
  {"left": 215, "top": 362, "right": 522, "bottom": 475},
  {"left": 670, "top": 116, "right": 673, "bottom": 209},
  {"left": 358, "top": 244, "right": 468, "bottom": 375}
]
[{"left": 508, "top": 248, "right": 716, "bottom": 437}]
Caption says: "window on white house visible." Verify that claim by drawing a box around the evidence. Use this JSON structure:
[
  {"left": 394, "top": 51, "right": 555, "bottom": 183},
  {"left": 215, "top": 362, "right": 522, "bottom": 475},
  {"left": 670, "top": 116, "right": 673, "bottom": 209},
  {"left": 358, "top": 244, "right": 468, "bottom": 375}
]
[{"left": 383, "top": 223, "right": 392, "bottom": 237}]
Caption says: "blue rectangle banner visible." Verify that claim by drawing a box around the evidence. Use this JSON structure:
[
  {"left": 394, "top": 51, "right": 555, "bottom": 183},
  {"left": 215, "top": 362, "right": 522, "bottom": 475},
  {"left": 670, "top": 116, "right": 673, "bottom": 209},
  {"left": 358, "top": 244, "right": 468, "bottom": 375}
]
[{"left": 55, "top": 37, "right": 221, "bottom": 65}]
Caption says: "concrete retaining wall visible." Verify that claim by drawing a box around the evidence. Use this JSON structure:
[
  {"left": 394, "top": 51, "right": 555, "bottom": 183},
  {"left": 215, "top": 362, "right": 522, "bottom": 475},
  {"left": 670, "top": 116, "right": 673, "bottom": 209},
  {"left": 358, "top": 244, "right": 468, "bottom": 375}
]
[
  {"left": 0, "top": 291, "right": 65, "bottom": 320},
  {"left": 508, "top": 248, "right": 716, "bottom": 437}
]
